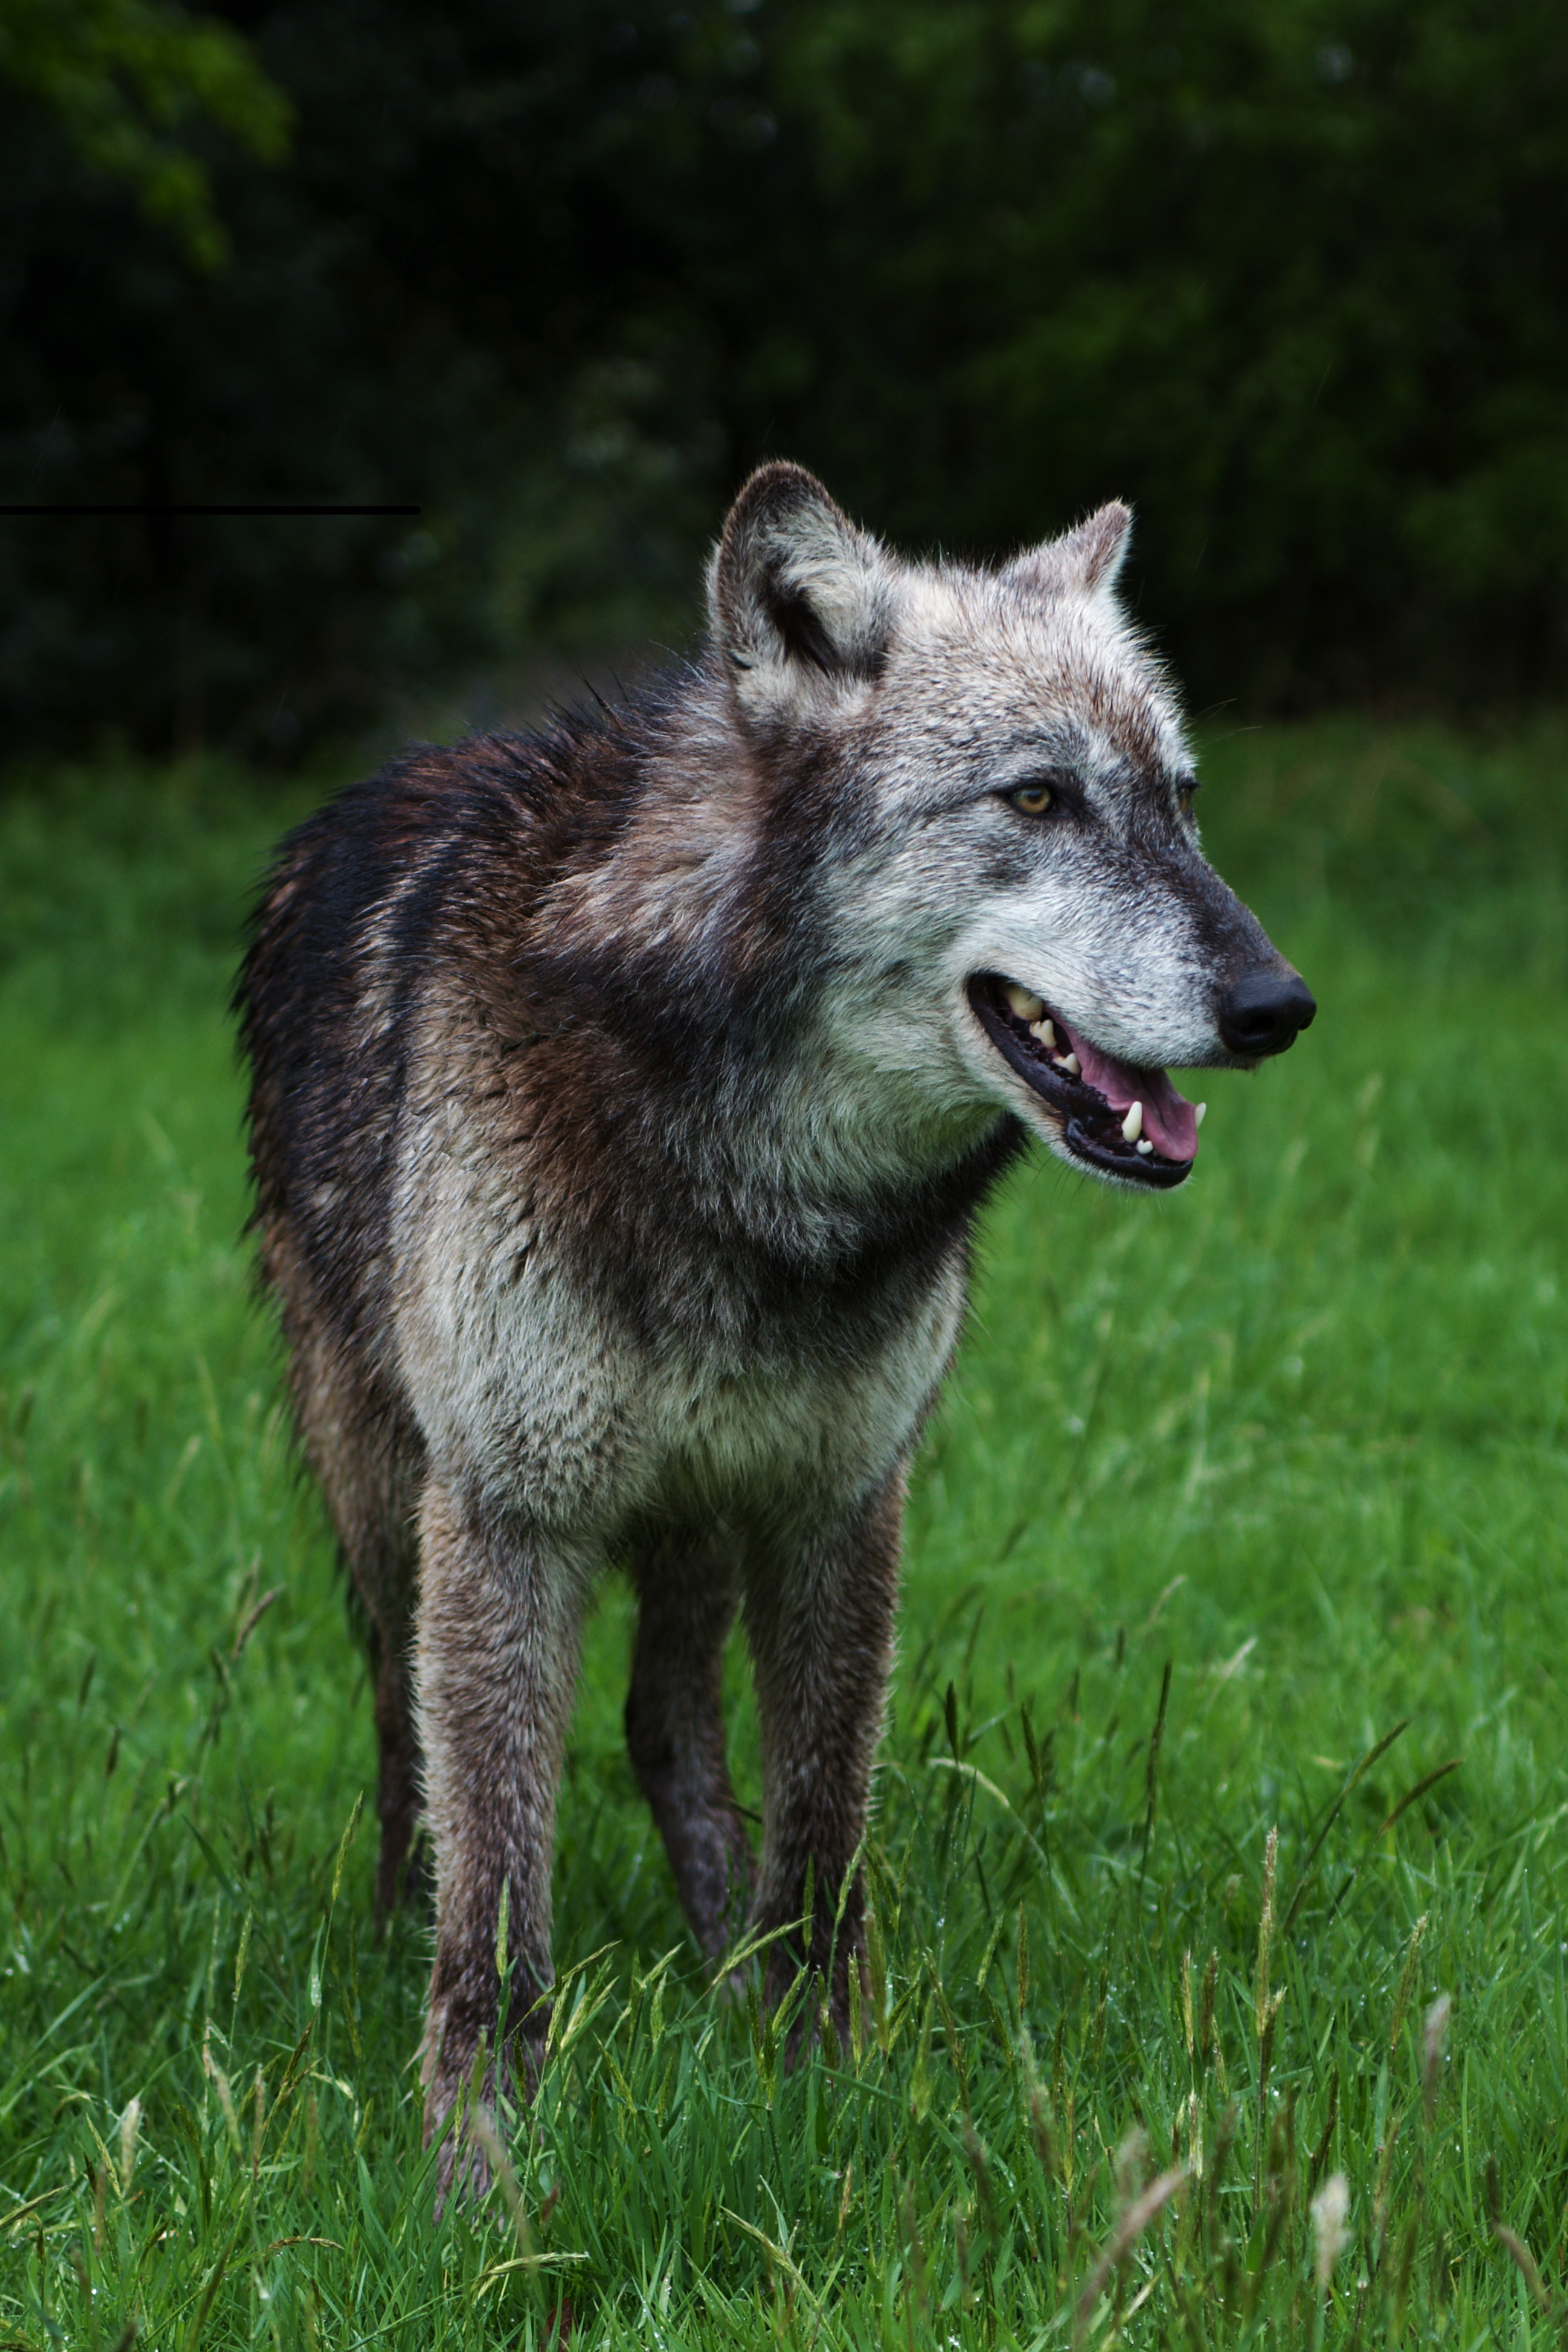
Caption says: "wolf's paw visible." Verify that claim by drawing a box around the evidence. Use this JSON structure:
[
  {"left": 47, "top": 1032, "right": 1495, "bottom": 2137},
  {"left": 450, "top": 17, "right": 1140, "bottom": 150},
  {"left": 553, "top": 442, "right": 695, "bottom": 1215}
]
[{"left": 422, "top": 2018, "right": 544, "bottom": 2212}]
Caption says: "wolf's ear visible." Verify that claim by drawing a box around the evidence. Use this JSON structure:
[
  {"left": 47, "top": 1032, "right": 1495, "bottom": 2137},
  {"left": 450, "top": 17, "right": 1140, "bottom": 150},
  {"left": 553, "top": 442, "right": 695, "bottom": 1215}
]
[
  {"left": 1009, "top": 501, "right": 1133, "bottom": 605},
  {"left": 708, "top": 463, "right": 893, "bottom": 719}
]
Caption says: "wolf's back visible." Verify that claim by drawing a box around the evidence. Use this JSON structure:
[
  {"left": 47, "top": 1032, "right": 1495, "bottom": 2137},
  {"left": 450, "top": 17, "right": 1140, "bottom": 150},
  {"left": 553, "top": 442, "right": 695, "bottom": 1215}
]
[{"left": 236, "top": 739, "right": 556, "bottom": 1355}]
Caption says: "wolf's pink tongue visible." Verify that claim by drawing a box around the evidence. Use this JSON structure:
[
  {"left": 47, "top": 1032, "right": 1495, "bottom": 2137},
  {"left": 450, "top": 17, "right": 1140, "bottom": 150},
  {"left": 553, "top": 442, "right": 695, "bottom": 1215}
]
[{"left": 1059, "top": 1021, "right": 1198, "bottom": 1162}]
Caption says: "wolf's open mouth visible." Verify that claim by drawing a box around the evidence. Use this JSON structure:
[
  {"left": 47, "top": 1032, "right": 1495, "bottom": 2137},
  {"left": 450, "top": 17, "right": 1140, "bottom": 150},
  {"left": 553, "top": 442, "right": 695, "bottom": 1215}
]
[{"left": 968, "top": 975, "right": 1201, "bottom": 1190}]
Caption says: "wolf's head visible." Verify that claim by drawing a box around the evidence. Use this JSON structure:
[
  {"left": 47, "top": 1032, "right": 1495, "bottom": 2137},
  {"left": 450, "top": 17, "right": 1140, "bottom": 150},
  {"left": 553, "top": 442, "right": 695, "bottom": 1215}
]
[{"left": 706, "top": 463, "right": 1314, "bottom": 1192}]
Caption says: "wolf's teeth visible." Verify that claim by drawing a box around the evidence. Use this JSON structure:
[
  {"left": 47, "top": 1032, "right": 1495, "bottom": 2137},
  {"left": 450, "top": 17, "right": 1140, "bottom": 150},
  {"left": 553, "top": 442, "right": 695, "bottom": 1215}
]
[
  {"left": 1121, "top": 1100, "right": 1143, "bottom": 1144},
  {"left": 1055, "top": 1051, "right": 1081, "bottom": 1076},
  {"left": 1195, "top": 1102, "right": 1207, "bottom": 1128},
  {"left": 1005, "top": 983, "right": 1045, "bottom": 1022},
  {"left": 1029, "top": 1017, "right": 1056, "bottom": 1050},
  {"left": 1136, "top": 1139, "right": 1154, "bottom": 1156}
]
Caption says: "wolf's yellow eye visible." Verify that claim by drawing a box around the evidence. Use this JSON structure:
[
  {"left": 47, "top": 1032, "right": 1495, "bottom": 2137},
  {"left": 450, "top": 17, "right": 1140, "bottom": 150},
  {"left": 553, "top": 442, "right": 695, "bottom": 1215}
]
[
  {"left": 1176, "top": 780, "right": 1198, "bottom": 817},
  {"left": 1008, "top": 781, "right": 1055, "bottom": 816}
]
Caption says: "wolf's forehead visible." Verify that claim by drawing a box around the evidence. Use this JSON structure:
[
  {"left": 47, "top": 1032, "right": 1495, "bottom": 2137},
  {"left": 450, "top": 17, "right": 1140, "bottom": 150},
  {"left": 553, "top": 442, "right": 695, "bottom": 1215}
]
[{"left": 882, "top": 571, "right": 1186, "bottom": 778}]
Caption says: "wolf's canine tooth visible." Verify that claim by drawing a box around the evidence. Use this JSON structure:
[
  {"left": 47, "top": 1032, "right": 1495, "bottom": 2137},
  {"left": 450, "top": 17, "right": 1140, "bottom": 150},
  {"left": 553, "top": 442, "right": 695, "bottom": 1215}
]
[
  {"left": 1195, "top": 1102, "right": 1207, "bottom": 1128},
  {"left": 1121, "top": 1100, "right": 1143, "bottom": 1144},
  {"left": 1004, "top": 983, "right": 1045, "bottom": 1022}
]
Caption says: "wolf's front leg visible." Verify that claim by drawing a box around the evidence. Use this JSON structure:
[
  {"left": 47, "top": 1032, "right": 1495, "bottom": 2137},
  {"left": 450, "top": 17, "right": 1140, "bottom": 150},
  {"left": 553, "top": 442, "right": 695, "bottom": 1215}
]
[
  {"left": 742, "top": 1466, "right": 904, "bottom": 2040},
  {"left": 414, "top": 1476, "right": 586, "bottom": 2185}
]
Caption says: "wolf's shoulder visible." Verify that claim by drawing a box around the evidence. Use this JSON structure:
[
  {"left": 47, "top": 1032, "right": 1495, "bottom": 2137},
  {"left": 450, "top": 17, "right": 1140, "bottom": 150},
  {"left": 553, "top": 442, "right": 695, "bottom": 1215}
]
[{"left": 260, "top": 715, "right": 644, "bottom": 946}]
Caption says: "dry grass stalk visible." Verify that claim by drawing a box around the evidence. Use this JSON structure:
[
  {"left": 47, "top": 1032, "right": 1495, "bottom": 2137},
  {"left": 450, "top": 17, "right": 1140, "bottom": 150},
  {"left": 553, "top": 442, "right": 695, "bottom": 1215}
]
[
  {"left": 1305, "top": 2069, "right": 1339, "bottom": 2197},
  {"left": 1494, "top": 2223, "right": 1554, "bottom": 2314},
  {"left": 1485, "top": 2158, "right": 1555, "bottom": 2317},
  {"left": 1139, "top": 1659, "right": 1173, "bottom": 1877},
  {"left": 466, "top": 2106, "right": 533, "bottom": 2261},
  {"left": 1073, "top": 2162, "right": 1189, "bottom": 2345},
  {"left": 1282, "top": 1720, "right": 1410, "bottom": 1935}
]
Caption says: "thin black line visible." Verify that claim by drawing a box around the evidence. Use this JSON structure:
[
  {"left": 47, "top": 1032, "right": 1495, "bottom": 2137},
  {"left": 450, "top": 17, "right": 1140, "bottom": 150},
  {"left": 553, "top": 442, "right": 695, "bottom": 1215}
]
[{"left": 0, "top": 504, "right": 422, "bottom": 517}]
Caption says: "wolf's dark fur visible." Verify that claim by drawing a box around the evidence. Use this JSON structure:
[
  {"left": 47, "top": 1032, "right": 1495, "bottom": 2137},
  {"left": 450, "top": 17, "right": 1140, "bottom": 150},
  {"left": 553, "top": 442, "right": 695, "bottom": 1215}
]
[{"left": 237, "top": 464, "right": 1310, "bottom": 2179}]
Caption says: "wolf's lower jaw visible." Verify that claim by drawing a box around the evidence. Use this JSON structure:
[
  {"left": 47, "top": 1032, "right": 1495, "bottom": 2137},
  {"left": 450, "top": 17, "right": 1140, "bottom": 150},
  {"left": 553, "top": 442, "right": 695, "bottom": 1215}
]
[{"left": 967, "top": 974, "right": 1198, "bottom": 1192}]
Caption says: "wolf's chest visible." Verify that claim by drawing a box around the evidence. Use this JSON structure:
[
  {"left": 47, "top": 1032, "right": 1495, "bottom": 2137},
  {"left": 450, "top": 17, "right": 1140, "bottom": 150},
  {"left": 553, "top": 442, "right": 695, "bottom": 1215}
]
[
  {"left": 393, "top": 1118, "right": 971, "bottom": 1526},
  {"left": 637, "top": 1262, "right": 965, "bottom": 1520}
]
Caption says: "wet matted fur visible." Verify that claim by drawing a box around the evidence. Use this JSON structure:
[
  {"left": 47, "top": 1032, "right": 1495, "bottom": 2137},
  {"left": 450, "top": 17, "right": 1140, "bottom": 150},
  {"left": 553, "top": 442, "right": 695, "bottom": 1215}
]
[{"left": 235, "top": 463, "right": 1314, "bottom": 2182}]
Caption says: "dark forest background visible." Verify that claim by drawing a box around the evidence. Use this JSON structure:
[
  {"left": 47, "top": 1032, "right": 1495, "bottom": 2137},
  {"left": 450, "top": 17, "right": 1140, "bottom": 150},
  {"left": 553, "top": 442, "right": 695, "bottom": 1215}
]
[{"left": 2, "top": 0, "right": 1565, "bottom": 762}]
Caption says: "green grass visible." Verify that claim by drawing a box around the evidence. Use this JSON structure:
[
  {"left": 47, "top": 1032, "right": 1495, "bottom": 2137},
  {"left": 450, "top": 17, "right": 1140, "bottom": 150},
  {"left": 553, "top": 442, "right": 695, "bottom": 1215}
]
[{"left": 1, "top": 720, "right": 1566, "bottom": 2348}]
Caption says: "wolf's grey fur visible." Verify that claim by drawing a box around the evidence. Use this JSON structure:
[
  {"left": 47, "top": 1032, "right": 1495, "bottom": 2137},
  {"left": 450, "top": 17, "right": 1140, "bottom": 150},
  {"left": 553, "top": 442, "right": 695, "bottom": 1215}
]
[{"left": 236, "top": 463, "right": 1312, "bottom": 2176}]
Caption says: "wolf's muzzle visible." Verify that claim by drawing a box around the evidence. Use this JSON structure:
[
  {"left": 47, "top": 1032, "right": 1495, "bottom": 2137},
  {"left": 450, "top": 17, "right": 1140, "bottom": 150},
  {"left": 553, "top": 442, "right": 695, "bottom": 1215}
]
[{"left": 1218, "top": 969, "right": 1317, "bottom": 1058}]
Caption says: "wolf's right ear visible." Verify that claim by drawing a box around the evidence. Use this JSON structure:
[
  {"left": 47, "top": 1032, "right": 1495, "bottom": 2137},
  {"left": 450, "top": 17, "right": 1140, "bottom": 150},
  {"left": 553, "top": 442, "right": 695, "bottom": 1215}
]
[
  {"left": 1008, "top": 501, "right": 1134, "bottom": 608},
  {"left": 708, "top": 463, "right": 893, "bottom": 722}
]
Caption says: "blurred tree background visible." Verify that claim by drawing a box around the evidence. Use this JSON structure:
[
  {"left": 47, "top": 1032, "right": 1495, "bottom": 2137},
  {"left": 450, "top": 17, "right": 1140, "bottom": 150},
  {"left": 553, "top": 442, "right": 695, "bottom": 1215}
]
[{"left": 1, "top": 0, "right": 1564, "bottom": 762}]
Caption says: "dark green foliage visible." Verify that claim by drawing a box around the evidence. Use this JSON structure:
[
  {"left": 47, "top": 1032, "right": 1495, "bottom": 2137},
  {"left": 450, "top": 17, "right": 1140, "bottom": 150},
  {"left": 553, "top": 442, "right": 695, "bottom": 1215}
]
[
  {"left": 2, "top": 723, "right": 1567, "bottom": 2341},
  {"left": 758, "top": 0, "right": 1568, "bottom": 707},
  {"left": 0, "top": 0, "right": 728, "bottom": 757},
  {"left": 0, "top": 0, "right": 291, "bottom": 266},
  {"left": 1, "top": 1, "right": 1566, "bottom": 758}
]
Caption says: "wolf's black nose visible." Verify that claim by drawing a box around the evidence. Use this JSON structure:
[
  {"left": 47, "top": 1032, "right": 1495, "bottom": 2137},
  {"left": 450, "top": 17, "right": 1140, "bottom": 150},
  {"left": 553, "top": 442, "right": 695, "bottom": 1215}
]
[{"left": 1218, "top": 970, "right": 1317, "bottom": 1058}]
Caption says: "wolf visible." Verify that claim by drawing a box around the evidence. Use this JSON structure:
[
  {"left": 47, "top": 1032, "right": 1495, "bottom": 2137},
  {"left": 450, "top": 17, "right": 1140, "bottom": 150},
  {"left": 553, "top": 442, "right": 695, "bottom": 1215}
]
[{"left": 236, "top": 462, "right": 1314, "bottom": 2168}]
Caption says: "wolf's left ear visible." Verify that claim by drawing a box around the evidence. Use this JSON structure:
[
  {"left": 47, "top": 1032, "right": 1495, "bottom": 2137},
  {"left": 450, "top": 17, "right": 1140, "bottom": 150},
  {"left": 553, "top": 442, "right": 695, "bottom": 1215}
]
[
  {"left": 1009, "top": 501, "right": 1133, "bottom": 606},
  {"left": 708, "top": 463, "right": 893, "bottom": 720}
]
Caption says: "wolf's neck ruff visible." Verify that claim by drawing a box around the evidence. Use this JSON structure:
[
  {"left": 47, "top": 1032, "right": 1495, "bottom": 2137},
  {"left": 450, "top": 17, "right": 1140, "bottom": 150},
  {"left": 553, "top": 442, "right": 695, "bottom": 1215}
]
[{"left": 506, "top": 729, "right": 1025, "bottom": 1292}]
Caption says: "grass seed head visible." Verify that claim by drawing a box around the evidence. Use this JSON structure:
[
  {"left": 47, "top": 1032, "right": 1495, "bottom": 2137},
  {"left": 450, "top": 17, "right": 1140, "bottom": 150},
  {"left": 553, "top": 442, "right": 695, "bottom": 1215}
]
[
  {"left": 118, "top": 2096, "right": 141, "bottom": 2197},
  {"left": 1388, "top": 1912, "right": 1429, "bottom": 2052},
  {"left": 1255, "top": 1826, "right": 1278, "bottom": 2040},
  {"left": 1311, "top": 2171, "right": 1350, "bottom": 2291},
  {"left": 1423, "top": 1991, "right": 1453, "bottom": 2126},
  {"left": 1200, "top": 1948, "right": 1217, "bottom": 2071}
]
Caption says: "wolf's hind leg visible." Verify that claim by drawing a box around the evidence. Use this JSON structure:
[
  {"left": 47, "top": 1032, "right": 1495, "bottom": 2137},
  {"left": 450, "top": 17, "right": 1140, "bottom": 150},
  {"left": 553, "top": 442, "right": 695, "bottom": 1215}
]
[
  {"left": 742, "top": 1468, "right": 904, "bottom": 2039},
  {"left": 368, "top": 1622, "right": 423, "bottom": 1914},
  {"left": 625, "top": 1529, "right": 754, "bottom": 1959},
  {"left": 414, "top": 1475, "right": 588, "bottom": 2180},
  {"left": 285, "top": 1314, "right": 425, "bottom": 1915},
  {"left": 335, "top": 1456, "right": 423, "bottom": 1915}
]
